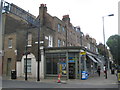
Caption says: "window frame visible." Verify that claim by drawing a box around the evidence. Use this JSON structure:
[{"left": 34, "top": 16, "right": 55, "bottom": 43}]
[
  {"left": 24, "top": 58, "right": 32, "bottom": 73},
  {"left": 58, "top": 24, "right": 61, "bottom": 32},
  {"left": 8, "top": 38, "right": 12, "bottom": 49}
]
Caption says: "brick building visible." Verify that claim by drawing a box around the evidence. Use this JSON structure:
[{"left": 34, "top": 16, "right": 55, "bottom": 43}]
[{"left": 2, "top": 3, "right": 100, "bottom": 78}]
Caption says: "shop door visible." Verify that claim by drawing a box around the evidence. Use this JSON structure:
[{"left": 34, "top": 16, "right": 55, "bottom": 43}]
[
  {"left": 69, "top": 63, "right": 75, "bottom": 79},
  {"left": 7, "top": 58, "right": 12, "bottom": 76}
]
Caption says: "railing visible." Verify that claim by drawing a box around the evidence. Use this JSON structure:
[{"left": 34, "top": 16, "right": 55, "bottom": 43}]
[{"left": 2, "top": 1, "right": 39, "bottom": 27}]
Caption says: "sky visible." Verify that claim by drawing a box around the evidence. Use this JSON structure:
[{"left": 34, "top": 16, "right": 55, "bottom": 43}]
[{"left": 4, "top": 0, "right": 119, "bottom": 44}]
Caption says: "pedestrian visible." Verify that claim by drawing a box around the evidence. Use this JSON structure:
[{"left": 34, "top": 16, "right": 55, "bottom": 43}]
[
  {"left": 103, "top": 65, "right": 107, "bottom": 79},
  {"left": 97, "top": 66, "right": 101, "bottom": 77}
]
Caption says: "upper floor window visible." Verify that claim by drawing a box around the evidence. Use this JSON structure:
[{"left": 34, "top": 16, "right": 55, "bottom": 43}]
[
  {"left": 48, "top": 36, "right": 53, "bottom": 47},
  {"left": 27, "top": 33, "right": 32, "bottom": 47},
  {"left": 63, "top": 41, "right": 65, "bottom": 46},
  {"left": 8, "top": 38, "right": 12, "bottom": 48},
  {"left": 62, "top": 27, "right": 65, "bottom": 32},
  {"left": 58, "top": 39, "right": 61, "bottom": 47},
  {"left": 87, "top": 43, "right": 90, "bottom": 49},
  {"left": 58, "top": 24, "right": 61, "bottom": 32}
]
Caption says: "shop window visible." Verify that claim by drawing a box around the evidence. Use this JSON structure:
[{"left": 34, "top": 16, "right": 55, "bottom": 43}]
[{"left": 46, "top": 53, "right": 66, "bottom": 75}]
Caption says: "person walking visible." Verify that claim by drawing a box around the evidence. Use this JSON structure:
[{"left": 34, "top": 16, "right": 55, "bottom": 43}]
[
  {"left": 97, "top": 66, "right": 101, "bottom": 77},
  {"left": 103, "top": 65, "right": 107, "bottom": 79}
]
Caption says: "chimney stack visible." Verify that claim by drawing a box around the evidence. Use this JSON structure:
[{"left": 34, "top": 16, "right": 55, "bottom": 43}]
[
  {"left": 40, "top": 4, "right": 47, "bottom": 13},
  {"left": 62, "top": 15, "right": 70, "bottom": 23}
]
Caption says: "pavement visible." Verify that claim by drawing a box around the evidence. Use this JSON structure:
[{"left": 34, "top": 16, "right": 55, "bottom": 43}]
[
  {"left": 2, "top": 71, "right": 119, "bottom": 89},
  {"left": 2, "top": 70, "right": 118, "bottom": 85},
  {"left": 67, "top": 71, "right": 117, "bottom": 85}
]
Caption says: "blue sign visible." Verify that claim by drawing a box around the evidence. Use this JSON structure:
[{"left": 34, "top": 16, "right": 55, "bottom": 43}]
[{"left": 68, "top": 60, "right": 75, "bottom": 63}]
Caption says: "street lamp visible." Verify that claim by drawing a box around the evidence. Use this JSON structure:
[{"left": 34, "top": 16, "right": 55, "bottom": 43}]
[
  {"left": 37, "top": 20, "right": 41, "bottom": 81},
  {"left": 25, "top": 29, "right": 28, "bottom": 81},
  {"left": 102, "top": 14, "right": 114, "bottom": 66}
]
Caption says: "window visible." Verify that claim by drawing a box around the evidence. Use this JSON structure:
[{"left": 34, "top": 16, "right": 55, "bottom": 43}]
[
  {"left": 63, "top": 41, "right": 64, "bottom": 46},
  {"left": 58, "top": 24, "right": 61, "bottom": 32},
  {"left": 8, "top": 38, "right": 12, "bottom": 48},
  {"left": 62, "top": 27, "right": 65, "bottom": 32},
  {"left": 28, "top": 33, "right": 32, "bottom": 47},
  {"left": 46, "top": 53, "right": 66, "bottom": 75},
  {"left": 24, "top": 58, "right": 31, "bottom": 73},
  {"left": 48, "top": 36, "right": 53, "bottom": 47},
  {"left": 58, "top": 39, "right": 61, "bottom": 47},
  {"left": 87, "top": 43, "right": 90, "bottom": 49}
]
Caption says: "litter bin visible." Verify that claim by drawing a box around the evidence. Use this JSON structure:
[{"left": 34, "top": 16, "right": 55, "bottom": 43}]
[
  {"left": 11, "top": 70, "right": 16, "bottom": 79},
  {"left": 81, "top": 71, "right": 88, "bottom": 80},
  {"left": 111, "top": 69, "right": 115, "bottom": 74}
]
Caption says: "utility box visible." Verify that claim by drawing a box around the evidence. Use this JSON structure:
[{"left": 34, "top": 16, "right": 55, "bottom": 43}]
[
  {"left": 81, "top": 71, "right": 88, "bottom": 80},
  {"left": 11, "top": 70, "right": 16, "bottom": 79}
]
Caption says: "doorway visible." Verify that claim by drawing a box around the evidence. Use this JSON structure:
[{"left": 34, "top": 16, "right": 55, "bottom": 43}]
[
  {"left": 68, "top": 63, "right": 75, "bottom": 79},
  {"left": 7, "top": 58, "right": 12, "bottom": 76}
]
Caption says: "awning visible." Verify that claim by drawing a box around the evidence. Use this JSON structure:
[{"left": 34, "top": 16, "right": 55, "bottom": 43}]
[
  {"left": 96, "top": 58, "right": 102, "bottom": 63},
  {"left": 87, "top": 55, "right": 98, "bottom": 63}
]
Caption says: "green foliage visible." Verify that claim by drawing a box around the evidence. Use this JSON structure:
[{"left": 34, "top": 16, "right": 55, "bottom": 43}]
[{"left": 106, "top": 34, "right": 120, "bottom": 65}]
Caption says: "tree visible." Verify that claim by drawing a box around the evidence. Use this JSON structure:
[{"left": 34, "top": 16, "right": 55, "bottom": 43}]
[{"left": 106, "top": 35, "right": 120, "bottom": 66}]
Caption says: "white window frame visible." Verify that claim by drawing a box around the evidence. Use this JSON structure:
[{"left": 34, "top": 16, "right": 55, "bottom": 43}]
[
  {"left": 8, "top": 38, "right": 12, "bottom": 48},
  {"left": 24, "top": 58, "right": 32, "bottom": 73},
  {"left": 48, "top": 36, "right": 53, "bottom": 47},
  {"left": 58, "top": 39, "right": 61, "bottom": 47},
  {"left": 27, "top": 33, "right": 32, "bottom": 47},
  {"left": 63, "top": 41, "right": 65, "bottom": 46}
]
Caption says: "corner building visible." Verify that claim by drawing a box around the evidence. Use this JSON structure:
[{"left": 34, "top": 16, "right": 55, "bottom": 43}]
[{"left": 2, "top": 3, "right": 102, "bottom": 79}]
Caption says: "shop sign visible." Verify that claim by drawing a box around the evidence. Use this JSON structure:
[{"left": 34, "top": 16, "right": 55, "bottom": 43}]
[
  {"left": 80, "top": 51, "right": 86, "bottom": 55},
  {"left": 68, "top": 60, "right": 75, "bottom": 63}
]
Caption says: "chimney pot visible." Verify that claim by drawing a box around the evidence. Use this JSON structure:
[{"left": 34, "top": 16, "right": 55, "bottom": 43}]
[{"left": 40, "top": 4, "right": 44, "bottom": 7}]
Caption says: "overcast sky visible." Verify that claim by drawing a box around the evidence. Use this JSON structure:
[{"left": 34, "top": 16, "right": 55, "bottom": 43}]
[{"left": 5, "top": 0, "right": 119, "bottom": 44}]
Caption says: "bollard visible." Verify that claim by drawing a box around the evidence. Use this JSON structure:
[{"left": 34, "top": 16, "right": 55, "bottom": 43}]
[
  {"left": 57, "top": 73, "right": 61, "bottom": 83},
  {"left": 117, "top": 69, "right": 120, "bottom": 83}
]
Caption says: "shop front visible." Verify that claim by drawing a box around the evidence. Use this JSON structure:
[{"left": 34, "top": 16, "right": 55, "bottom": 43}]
[{"left": 44, "top": 47, "right": 102, "bottom": 79}]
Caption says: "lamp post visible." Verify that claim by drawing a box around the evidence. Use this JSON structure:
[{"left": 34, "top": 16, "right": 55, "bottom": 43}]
[
  {"left": 102, "top": 14, "right": 114, "bottom": 66},
  {"left": 25, "top": 29, "right": 28, "bottom": 81},
  {"left": 37, "top": 20, "right": 41, "bottom": 81}
]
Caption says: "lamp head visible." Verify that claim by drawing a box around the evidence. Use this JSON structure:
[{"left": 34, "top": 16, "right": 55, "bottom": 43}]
[{"left": 108, "top": 14, "right": 114, "bottom": 16}]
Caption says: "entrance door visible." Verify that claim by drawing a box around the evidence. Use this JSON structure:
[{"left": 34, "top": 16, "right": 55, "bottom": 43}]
[
  {"left": 69, "top": 63, "right": 75, "bottom": 79},
  {"left": 7, "top": 58, "right": 12, "bottom": 76}
]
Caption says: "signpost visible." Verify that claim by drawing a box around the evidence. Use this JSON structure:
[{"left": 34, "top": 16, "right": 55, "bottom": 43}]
[{"left": 0, "top": 0, "right": 3, "bottom": 76}]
